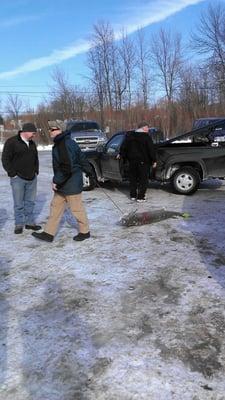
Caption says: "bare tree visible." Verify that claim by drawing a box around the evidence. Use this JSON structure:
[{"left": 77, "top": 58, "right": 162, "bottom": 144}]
[
  {"left": 87, "top": 44, "right": 107, "bottom": 128},
  {"left": 111, "top": 44, "right": 127, "bottom": 112},
  {"left": 178, "top": 65, "right": 212, "bottom": 129},
  {"left": 87, "top": 21, "right": 128, "bottom": 130},
  {"left": 191, "top": 3, "right": 225, "bottom": 61},
  {"left": 136, "top": 29, "right": 150, "bottom": 109},
  {"left": 151, "top": 28, "right": 183, "bottom": 102},
  {"left": 119, "top": 31, "right": 136, "bottom": 111},
  {"left": 191, "top": 2, "right": 225, "bottom": 101},
  {"left": 92, "top": 22, "right": 116, "bottom": 109},
  {"left": 5, "top": 94, "right": 23, "bottom": 128},
  {"left": 49, "top": 67, "right": 87, "bottom": 119},
  {"left": 151, "top": 28, "right": 183, "bottom": 135}
]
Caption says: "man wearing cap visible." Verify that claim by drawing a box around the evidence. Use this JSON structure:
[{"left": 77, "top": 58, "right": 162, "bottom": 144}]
[
  {"left": 118, "top": 121, "right": 157, "bottom": 202},
  {"left": 1, "top": 122, "right": 41, "bottom": 234},
  {"left": 32, "top": 120, "right": 92, "bottom": 242}
]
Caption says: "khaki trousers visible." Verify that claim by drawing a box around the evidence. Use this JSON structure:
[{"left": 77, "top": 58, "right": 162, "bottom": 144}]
[{"left": 44, "top": 192, "right": 89, "bottom": 236}]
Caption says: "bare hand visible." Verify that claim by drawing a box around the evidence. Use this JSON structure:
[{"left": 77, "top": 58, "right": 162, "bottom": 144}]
[
  {"left": 116, "top": 154, "right": 121, "bottom": 160},
  {"left": 52, "top": 183, "right": 58, "bottom": 191},
  {"left": 153, "top": 162, "right": 157, "bottom": 168}
]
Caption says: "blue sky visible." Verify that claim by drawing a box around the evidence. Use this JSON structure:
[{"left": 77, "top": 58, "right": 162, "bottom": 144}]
[{"left": 0, "top": 0, "right": 224, "bottom": 111}]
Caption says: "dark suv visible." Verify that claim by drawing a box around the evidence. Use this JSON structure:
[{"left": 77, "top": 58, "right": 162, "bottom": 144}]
[{"left": 66, "top": 120, "right": 107, "bottom": 151}]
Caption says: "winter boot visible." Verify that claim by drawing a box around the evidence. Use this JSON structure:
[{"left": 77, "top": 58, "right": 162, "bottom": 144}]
[
  {"left": 73, "top": 232, "right": 90, "bottom": 241},
  {"left": 25, "top": 224, "right": 42, "bottom": 231},
  {"left": 14, "top": 226, "right": 23, "bottom": 234},
  {"left": 32, "top": 231, "right": 54, "bottom": 242}
]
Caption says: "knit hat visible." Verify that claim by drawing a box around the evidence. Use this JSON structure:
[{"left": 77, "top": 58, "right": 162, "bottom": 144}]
[
  {"left": 21, "top": 122, "right": 37, "bottom": 133},
  {"left": 48, "top": 120, "right": 65, "bottom": 131},
  {"left": 137, "top": 120, "right": 149, "bottom": 129}
]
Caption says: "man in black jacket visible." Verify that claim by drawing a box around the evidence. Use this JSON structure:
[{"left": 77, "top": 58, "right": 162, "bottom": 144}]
[
  {"left": 32, "top": 120, "right": 92, "bottom": 243},
  {"left": 119, "top": 121, "right": 157, "bottom": 202},
  {"left": 1, "top": 122, "right": 41, "bottom": 234}
]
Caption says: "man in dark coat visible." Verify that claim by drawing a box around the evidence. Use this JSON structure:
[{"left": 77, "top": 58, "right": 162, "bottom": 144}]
[
  {"left": 1, "top": 122, "right": 41, "bottom": 234},
  {"left": 119, "top": 121, "right": 157, "bottom": 202},
  {"left": 32, "top": 120, "right": 93, "bottom": 242}
]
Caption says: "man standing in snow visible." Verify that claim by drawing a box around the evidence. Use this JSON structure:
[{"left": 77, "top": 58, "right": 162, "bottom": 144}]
[
  {"left": 32, "top": 120, "right": 92, "bottom": 242},
  {"left": 1, "top": 122, "right": 41, "bottom": 234},
  {"left": 118, "top": 121, "right": 157, "bottom": 202}
]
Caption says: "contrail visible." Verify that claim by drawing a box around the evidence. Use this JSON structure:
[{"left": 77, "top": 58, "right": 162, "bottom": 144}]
[{"left": 0, "top": 0, "right": 203, "bottom": 80}]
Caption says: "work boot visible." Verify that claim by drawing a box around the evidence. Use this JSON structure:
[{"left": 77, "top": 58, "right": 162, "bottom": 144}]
[
  {"left": 32, "top": 231, "right": 54, "bottom": 242},
  {"left": 14, "top": 226, "right": 23, "bottom": 234},
  {"left": 73, "top": 232, "right": 90, "bottom": 241},
  {"left": 25, "top": 224, "right": 42, "bottom": 231}
]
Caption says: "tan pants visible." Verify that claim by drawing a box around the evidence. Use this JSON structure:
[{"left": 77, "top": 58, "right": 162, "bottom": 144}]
[{"left": 44, "top": 192, "right": 89, "bottom": 236}]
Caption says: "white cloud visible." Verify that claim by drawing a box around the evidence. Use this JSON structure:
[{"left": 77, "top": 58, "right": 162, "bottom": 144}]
[
  {"left": 0, "top": 41, "right": 91, "bottom": 79},
  {"left": 0, "top": 0, "right": 203, "bottom": 80},
  {"left": 0, "top": 14, "right": 41, "bottom": 28},
  {"left": 114, "top": 0, "right": 204, "bottom": 37}
]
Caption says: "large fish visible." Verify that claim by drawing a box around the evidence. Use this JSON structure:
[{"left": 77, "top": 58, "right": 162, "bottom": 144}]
[{"left": 119, "top": 208, "right": 187, "bottom": 227}]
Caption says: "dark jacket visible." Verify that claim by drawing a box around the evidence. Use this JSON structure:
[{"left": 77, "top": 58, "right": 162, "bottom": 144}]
[
  {"left": 1, "top": 133, "right": 39, "bottom": 180},
  {"left": 52, "top": 130, "right": 92, "bottom": 195},
  {"left": 120, "top": 130, "right": 157, "bottom": 164}
]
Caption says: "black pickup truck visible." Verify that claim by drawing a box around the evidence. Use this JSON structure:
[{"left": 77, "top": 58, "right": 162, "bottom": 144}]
[{"left": 83, "top": 120, "right": 225, "bottom": 195}]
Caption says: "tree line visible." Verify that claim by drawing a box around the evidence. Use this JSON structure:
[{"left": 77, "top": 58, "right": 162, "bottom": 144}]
[{"left": 2, "top": 2, "right": 225, "bottom": 142}]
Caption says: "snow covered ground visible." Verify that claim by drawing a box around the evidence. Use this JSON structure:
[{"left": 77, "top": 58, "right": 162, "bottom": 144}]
[
  {"left": 0, "top": 144, "right": 52, "bottom": 152},
  {"left": 1, "top": 151, "right": 225, "bottom": 400}
]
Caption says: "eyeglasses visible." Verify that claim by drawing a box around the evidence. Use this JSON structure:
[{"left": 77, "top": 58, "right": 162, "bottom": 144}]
[{"left": 49, "top": 128, "right": 59, "bottom": 132}]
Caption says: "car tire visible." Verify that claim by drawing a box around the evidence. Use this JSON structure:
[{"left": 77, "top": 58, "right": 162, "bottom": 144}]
[
  {"left": 172, "top": 167, "right": 200, "bottom": 195},
  {"left": 82, "top": 171, "right": 96, "bottom": 191}
]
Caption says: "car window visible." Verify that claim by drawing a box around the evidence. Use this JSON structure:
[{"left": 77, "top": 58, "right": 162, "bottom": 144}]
[
  {"left": 209, "top": 126, "right": 225, "bottom": 142},
  {"left": 106, "top": 134, "right": 124, "bottom": 154},
  {"left": 148, "top": 128, "right": 164, "bottom": 144},
  {"left": 193, "top": 134, "right": 210, "bottom": 144},
  {"left": 193, "top": 118, "right": 225, "bottom": 130}
]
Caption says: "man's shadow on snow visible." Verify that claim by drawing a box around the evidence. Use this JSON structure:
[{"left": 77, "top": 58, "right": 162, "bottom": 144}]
[
  {"left": 180, "top": 179, "right": 225, "bottom": 288},
  {"left": 20, "top": 279, "right": 97, "bottom": 399},
  {"left": 34, "top": 193, "right": 48, "bottom": 221},
  {"left": 0, "top": 208, "right": 8, "bottom": 231},
  {"left": 34, "top": 192, "right": 79, "bottom": 230},
  {"left": 0, "top": 256, "right": 11, "bottom": 385}
]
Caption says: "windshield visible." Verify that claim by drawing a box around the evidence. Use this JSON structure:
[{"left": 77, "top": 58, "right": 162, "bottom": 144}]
[{"left": 67, "top": 122, "right": 100, "bottom": 132}]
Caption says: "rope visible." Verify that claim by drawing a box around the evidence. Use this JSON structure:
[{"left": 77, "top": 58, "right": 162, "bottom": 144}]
[{"left": 96, "top": 182, "right": 124, "bottom": 215}]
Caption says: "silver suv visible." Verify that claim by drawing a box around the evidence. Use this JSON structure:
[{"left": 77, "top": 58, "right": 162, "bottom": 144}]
[{"left": 66, "top": 120, "right": 107, "bottom": 151}]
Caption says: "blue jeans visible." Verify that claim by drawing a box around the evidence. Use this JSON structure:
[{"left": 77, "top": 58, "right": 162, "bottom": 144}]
[{"left": 10, "top": 176, "right": 37, "bottom": 226}]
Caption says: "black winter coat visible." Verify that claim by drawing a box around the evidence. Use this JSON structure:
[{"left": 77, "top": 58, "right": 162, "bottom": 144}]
[
  {"left": 120, "top": 131, "right": 156, "bottom": 164},
  {"left": 52, "top": 131, "right": 93, "bottom": 195},
  {"left": 1, "top": 134, "right": 39, "bottom": 180}
]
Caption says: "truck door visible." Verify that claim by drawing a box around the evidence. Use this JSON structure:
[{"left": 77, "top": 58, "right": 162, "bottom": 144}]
[
  {"left": 101, "top": 133, "right": 125, "bottom": 180},
  {"left": 195, "top": 129, "right": 225, "bottom": 177},
  {"left": 203, "top": 144, "right": 225, "bottom": 177}
]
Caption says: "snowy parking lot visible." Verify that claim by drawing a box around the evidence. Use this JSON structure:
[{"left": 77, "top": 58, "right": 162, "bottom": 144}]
[{"left": 1, "top": 151, "right": 225, "bottom": 400}]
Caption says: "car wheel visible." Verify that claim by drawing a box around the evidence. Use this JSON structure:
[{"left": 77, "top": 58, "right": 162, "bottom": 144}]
[
  {"left": 82, "top": 172, "right": 96, "bottom": 191},
  {"left": 172, "top": 167, "right": 200, "bottom": 195}
]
